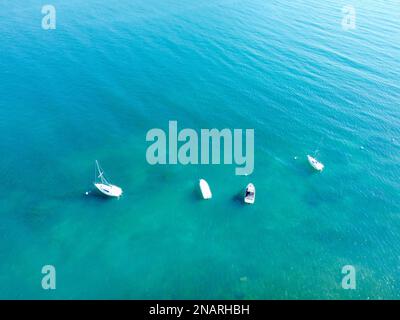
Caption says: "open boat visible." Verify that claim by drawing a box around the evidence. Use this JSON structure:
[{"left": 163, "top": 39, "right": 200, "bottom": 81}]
[
  {"left": 94, "top": 160, "right": 123, "bottom": 198},
  {"left": 244, "top": 183, "right": 255, "bottom": 204},
  {"left": 307, "top": 155, "right": 324, "bottom": 172},
  {"left": 199, "top": 179, "right": 212, "bottom": 199}
]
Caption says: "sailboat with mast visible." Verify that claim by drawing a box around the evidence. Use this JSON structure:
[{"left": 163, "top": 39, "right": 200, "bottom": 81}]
[{"left": 94, "top": 160, "right": 123, "bottom": 198}]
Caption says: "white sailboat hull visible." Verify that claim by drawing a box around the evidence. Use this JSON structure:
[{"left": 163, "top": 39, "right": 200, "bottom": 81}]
[
  {"left": 307, "top": 155, "right": 324, "bottom": 171},
  {"left": 199, "top": 179, "right": 212, "bottom": 199},
  {"left": 94, "top": 183, "right": 123, "bottom": 198}
]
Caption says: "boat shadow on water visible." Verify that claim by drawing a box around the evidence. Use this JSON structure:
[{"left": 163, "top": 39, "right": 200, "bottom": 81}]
[
  {"left": 192, "top": 183, "right": 207, "bottom": 201},
  {"left": 232, "top": 190, "right": 246, "bottom": 206},
  {"left": 296, "top": 160, "right": 324, "bottom": 177}
]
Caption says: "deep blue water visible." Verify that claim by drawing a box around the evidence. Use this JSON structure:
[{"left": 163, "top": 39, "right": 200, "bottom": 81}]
[{"left": 0, "top": 0, "right": 399, "bottom": 299}]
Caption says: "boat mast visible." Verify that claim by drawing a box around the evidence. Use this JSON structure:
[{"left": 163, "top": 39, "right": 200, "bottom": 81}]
[{"left": 95, "top": 160, "right": 110, "bottom": 185}]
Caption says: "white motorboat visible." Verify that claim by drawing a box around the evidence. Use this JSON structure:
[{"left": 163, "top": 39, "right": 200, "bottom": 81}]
[
  {"left": 199, "top": 179, "right": 212, "bottom": 199},
  {"left": 93, "top": 160, "right": 123, "bottom": 198},
  {"left": 244, "top": 183, "right": 255, "bottom": 204},
  {"left": 307, "top": 155, "right": 324, "bottom": 172}
]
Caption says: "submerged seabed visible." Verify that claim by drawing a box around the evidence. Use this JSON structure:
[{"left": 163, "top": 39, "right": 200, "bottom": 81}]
[{"left": 0, "top": 0, "right": 399, "bottom": 299}]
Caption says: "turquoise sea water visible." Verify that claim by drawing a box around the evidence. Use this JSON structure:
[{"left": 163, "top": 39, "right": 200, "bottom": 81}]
[{"left": 0, "top": 0, "right": 399, "bottom": 299}]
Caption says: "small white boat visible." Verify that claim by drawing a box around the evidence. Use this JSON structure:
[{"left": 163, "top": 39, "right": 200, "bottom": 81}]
[
  {"left": 244, "top": 183, "right": 255, "bottom": 204},
  {"left": 93, "top": 160, "right": 123, "bottom": 198},
  {"left": 199, "top": 179, "right": 212, "bottom": 199},
  {"left": 307, "top": 155, "right": 324, "bottom": 172}
]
